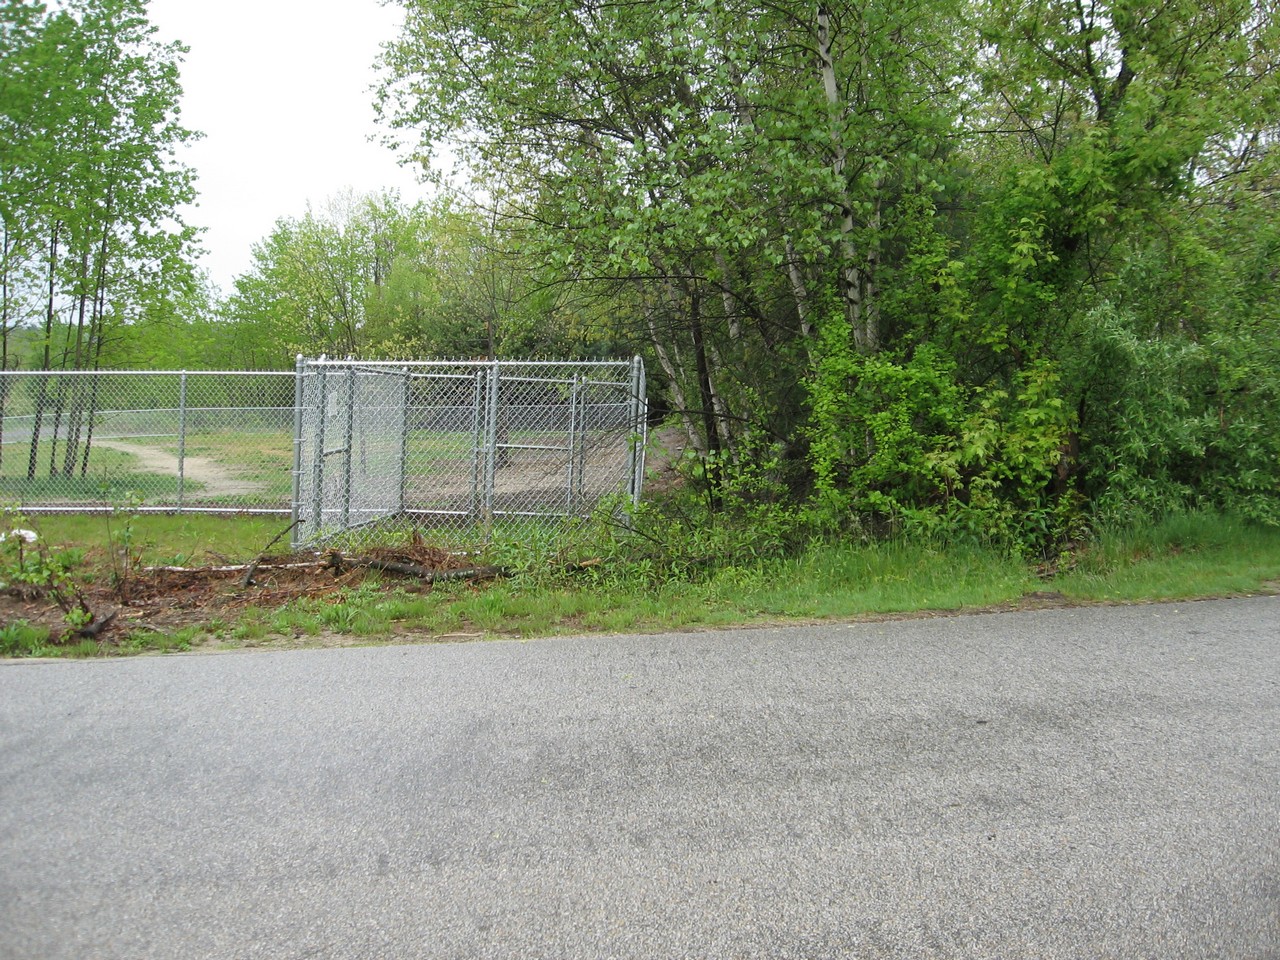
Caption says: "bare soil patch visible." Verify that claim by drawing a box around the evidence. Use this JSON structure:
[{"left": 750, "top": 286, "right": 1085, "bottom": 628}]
[
  {"left": 94, "top": 439, "right": 265, "bottom": 497},
  {"left": 1, "top": 541, "right": 474, "bottom": 642},
  {"left": 638, "top": 426, "right": 691, "bottom": 496}
]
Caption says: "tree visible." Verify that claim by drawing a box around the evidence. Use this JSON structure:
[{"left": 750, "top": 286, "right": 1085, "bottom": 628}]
[
  {"left": 376, "top": 0, "right": 1280, "bottom": 538},
  {"left": 1, "top": 0, "right": 200, "bottom": 478},
  {"left": 378, "top": 0, "right": 970, "bottom": 460},
  {"left": 220, "top": 189, "right": 602, "bottom": 365},
  {"left": 950, "top": 0, "right": 1280, "bottom": 525},
  {"left": 222, "top": 191, "right": 451, "bottom": 364}
]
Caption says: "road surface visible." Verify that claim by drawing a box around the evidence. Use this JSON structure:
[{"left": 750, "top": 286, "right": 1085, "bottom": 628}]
[{"left": 2, "top": 597, "right": 1277, "bottom": 959}]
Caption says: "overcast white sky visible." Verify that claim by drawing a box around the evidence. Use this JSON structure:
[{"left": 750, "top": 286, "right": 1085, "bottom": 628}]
[{"left": 148, "top": 0, "right": 431, "bottom": 294}]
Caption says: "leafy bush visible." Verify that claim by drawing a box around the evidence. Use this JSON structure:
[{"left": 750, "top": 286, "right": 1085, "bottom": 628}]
[
  {"left": 596, "top": 431, "right": 820, "bottom": 581},
  {"left": 1, "top": 509, "right": 95, "bottom": 640},
  {"left": 806, "top": 318, "right": 1079, "bottom": 554},
  {"left": 1065, "top": 304, "right": 1280, "bottom": 527}
]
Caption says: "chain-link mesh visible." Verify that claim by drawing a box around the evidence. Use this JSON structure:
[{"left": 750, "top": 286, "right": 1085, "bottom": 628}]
[
  {"left": 0, "top": 370, "right": 295, "bottom": 513},
  {"left": 0, "top": 360, "right": 648, "bottom": 545},
  {"left": 293, "top": 358, "right": 647, "bottom": 547},
  {"left": 294, "top": 365, "right": 410, "bottom": 543}
]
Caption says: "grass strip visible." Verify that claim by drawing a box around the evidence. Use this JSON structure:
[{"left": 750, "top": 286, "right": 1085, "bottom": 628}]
[{"left": 3, "top": 509, "right": 1279, "bottom": 657}]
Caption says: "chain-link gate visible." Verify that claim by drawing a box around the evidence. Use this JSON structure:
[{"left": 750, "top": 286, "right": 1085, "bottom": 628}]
[{"left": 291, "top": 357, "right": 647, "bottom": 547}]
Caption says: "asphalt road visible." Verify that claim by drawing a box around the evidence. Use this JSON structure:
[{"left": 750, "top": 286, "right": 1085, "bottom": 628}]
[{"left": 1, "top": 597, "right": 1278, "bottom": 959}]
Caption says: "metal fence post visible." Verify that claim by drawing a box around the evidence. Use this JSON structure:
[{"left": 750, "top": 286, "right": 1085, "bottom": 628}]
[
  {"left": 1, "top": 360, "right": 643, "bottom": 540},
  {"left": 574, "top": 378, "right": 589, "bottom": 507},
  {"left": 565, "top": 375, "right": 580, "bottom": 513},
  {"left": 290, "top": 355, "right": 305, "bottom": 549},
  {"left": 397, "top": 367, "right": 410, "bottom": 517},
  {"left": 310, "top": 362, "right": 328, "bottom": 540},
  {"left": 627, "top": 355, "right": 647, "bottom": 506},
  {"left": 341, "top": 364, "right": 356, "bottom": 530},
  {"left": 481, "top": 361, "right": 500, "bottom": 536},
  {"left": 176, "top": 371, "right": 188, "bottom": 512},
  {"left": 469, "top": 369, "right": 484, "bottom": 520}
]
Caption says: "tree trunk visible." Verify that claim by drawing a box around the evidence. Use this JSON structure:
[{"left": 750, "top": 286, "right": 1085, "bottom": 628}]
[
  {"left": 62, "top": 266, "right": 89, "bottom": 477},
  {"left": 645, "top": 307, "right": 702, "bottom": 455},
  {"left": 77, "top": 203, "right": 114, "bottom": 478},
  {"left": 817, "top": 3, "right": 878, "bottom": 355},
  {"left": 688, "top": 289, "right": 724, "bottom": 504},
  {"left": 47, "top": 375, "right": 67, "bottom": 478},
  {"left": 28, "top": 225, "right": 59, "bottom": 480},
  {"left": 784, "top": 236, "right": 815, "bottom": 341}
]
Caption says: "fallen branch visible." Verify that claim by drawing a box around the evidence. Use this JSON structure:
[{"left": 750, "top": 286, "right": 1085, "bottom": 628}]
[
  {"left": 142, "top": 554, "right": 602, "bottom": 583},
  {"left": 241, "top": 519, "right": 303, "bottom": 587},
  {"left": 143, "top": 561, "right": 324, "bottom": 574},
  {"left": 326, "top": 551, "right": 510, "bottom": 584}
]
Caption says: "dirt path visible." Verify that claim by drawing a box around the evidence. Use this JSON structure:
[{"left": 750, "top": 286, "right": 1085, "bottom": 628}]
[
  {"left": 93, "top": 440, "right": 264, "bottom": 497},
  {"left": 95, "top": 427, "right": 679, "bottom": 507}
]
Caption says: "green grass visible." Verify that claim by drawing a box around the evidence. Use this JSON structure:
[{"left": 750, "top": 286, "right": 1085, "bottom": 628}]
[
  {"left": 2, "top": 431, "right": 294, "bottom": 506},
  {"left": 0, "top": 611, "right": 204, "bottom": 659},
  {"left": 744, "top": 541, "right": 1035, "bottom": 617},
  {"left": 211, "top": 544, "right": 1030, "bottom": 643},
  {"left": 0, "top": 620, "right": 54, "bottom": 657},
  {"left": 4, "top": 508, "right": 1279, "bottom": 658},
  {"left": 246, "top": 511, "right": 1280, "bottom": 643},
  {"left": 2, "top": 427, "right": 568, "bottom": 511},
  {"left": 118, "top": 626, "right": 200, "bottom": 654},
  {"left": 402, "top": 429, "right": 553, "bottom": 462},
  {"left": 4, "top": 512, "right": 288, "bottom": 566},
  {"left": 0, "top": 620, "right": 99, "bottom": 658},
  {"left": 170, "top": 431, "right": 294, "bottom": 500},
  {"left": 1055, "top": 512, "right": 1280, "bottom": 601}
]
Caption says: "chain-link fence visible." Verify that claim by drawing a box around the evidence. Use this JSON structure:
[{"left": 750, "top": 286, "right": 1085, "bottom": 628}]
[
  {"left": 292, "top": 358, "right": 648, "bottom": 547},
  {"left": 1, "top": 359, "right": 648, "bottom": 546},
  {"left": 0, "top": 370, "right": 295, "bottom": 513}
]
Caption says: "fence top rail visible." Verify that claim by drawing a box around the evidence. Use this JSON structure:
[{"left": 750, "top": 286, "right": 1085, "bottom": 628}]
[
  {"left": 1, "top": 362, "right": 639, "bottom": 376},
  {"left": 301, "top": 358, "right": 636, "bottom": 370},
  {"left": 0, "top": 369, "right": 294, "bottom": 377},
  {"left": 298, "top": 367, "right": 474, "bottom": 383}
]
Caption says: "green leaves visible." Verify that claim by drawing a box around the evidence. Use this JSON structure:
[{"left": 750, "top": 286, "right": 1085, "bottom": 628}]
[
  {"left": 219, "top": 190, "right": 610, "bottom": 364},
  {"left": 1, "top": 0, "right": 199, "bottom": 373},
  {"left": 366, "top": 0, "right": 1280, "bottom": 542}
]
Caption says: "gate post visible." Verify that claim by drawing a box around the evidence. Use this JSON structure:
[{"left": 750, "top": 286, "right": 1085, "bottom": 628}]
[
  {"left": 309, "top": 359, "right": 329, "bottom": 542},
  {"left": 481, "top": 361, "right": 500, "bottom": 536},
  {"left": 341, "top": 363, "right": 356, "bottom": 530},
  {"left": 176, "top": 371, "right": 188, "bottom": 512},
  {"left": 290, "top": 355, "right": 305, "bottom": 549},
  {"left": 469, "top": 369, "right": 484, "bottom": 520},
  {"left": 397, "top": 366, "right": 410, "bottom": 517}
]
